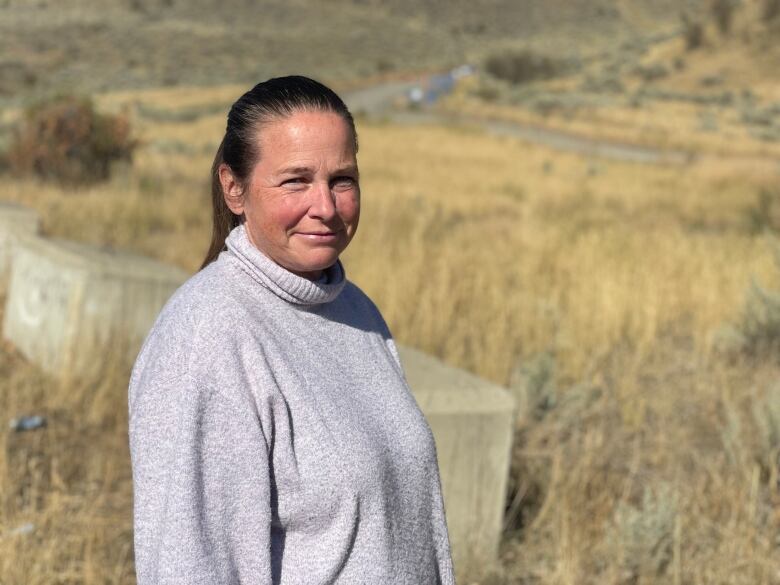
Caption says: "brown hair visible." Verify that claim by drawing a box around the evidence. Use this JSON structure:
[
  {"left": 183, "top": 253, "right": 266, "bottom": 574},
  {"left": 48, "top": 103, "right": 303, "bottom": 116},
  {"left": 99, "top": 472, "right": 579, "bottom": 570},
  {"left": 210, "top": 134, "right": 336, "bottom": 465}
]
[{"left": 200, "top": 75, "right": 358, "bottom": 269}]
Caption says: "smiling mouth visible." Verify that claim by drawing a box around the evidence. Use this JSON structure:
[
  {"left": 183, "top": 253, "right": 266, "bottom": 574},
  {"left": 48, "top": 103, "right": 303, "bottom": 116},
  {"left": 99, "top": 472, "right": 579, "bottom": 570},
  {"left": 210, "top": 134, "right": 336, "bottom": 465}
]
[{"left": 295, "top": 230, "right": 342, "bottom": 240}]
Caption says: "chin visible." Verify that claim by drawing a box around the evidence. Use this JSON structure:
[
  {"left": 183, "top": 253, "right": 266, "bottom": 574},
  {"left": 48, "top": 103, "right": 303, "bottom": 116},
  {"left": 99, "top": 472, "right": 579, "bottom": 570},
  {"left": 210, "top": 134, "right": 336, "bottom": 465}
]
[{"left": 290, "top": 251, "right": 341, "bottom": 273}]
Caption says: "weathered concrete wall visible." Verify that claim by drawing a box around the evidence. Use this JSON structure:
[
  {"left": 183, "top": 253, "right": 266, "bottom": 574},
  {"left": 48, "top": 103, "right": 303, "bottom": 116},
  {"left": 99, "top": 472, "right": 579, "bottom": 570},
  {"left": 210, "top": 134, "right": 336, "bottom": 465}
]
[
  {"left": 398, "top": 345, "right": 516, "bottom": 578},
  {"left": 2, "top": 234, "right": 188, "bottom": 377},
  {"left": 0, "top": 202, "right": 40, "bottom": 294}
]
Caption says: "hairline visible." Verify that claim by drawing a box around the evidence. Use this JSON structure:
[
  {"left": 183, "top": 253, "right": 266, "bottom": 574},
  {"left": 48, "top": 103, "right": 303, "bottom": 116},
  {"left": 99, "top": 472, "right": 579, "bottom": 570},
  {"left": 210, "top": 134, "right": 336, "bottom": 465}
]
[{"left": 251, "top": 105, "right": 358, "bottom": 150}]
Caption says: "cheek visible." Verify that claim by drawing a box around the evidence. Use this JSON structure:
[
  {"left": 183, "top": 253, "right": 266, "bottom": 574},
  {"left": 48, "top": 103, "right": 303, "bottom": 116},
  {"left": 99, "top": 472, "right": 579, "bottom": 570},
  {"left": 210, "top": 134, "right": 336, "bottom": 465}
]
[
  {"left": 338, "top": 193, "right": 361, "bottom": 224},
  {"left": 261, "top": 197, "right": 310, "bottom": 232}
]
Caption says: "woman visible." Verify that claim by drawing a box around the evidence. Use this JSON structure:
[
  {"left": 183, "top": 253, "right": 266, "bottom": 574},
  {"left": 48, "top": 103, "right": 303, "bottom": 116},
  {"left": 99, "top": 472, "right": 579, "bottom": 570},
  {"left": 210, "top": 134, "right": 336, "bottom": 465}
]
[{"left": 128, "top": 76, "right": 456, "bottom": 584}]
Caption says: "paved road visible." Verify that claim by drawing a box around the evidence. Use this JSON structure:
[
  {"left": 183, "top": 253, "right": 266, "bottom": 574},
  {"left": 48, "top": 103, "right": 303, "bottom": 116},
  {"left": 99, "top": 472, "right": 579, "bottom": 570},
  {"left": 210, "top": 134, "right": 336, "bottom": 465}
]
[{"left": 344, "top": 81, "right": 422, "bottom": 116}]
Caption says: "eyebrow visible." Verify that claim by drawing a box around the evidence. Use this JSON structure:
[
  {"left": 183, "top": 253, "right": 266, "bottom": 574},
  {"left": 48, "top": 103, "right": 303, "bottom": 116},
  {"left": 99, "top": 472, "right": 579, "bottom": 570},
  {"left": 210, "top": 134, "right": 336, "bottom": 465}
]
[
  {"left": 276, "top": 165, "right": 359, "bottom": 176},
  {"left": 277, "top": 166, "right": 313, "bottom": 176}
]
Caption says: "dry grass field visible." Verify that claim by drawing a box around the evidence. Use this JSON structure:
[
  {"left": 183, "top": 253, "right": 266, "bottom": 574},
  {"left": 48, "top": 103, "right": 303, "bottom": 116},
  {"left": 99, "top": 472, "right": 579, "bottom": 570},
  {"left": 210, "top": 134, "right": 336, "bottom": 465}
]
[{"left": 1, "top": 75, "right": 780, "bottom": 583}]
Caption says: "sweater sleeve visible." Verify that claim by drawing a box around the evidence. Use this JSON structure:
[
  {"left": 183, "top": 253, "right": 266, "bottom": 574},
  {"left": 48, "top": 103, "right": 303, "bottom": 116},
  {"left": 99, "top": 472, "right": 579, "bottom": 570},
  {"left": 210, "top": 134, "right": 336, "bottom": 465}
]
[{"left": 129, "top": 374, "right": 273, "bottom": 585}]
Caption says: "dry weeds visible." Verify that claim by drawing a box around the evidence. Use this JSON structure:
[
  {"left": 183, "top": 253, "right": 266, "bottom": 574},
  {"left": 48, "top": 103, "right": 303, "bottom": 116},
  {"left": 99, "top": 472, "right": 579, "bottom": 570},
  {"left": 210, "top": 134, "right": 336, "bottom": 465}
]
[{"left": 1, "top": 86, "right": 780, "bottom": 583}]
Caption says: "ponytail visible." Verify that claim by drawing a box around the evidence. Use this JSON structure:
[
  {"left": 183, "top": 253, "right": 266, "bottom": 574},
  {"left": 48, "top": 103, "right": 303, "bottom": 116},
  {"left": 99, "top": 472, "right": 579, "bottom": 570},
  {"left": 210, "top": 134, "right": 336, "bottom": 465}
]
[{"left": 200, "top": 139, "right": 242, "bottom": 269}]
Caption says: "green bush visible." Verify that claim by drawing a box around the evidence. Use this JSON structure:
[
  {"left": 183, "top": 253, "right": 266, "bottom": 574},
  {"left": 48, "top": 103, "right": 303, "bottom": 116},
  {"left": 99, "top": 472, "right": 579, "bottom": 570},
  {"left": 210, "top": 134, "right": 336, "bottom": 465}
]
[{"left": 7, "top": 95, "right": 136, "bottom": 185}]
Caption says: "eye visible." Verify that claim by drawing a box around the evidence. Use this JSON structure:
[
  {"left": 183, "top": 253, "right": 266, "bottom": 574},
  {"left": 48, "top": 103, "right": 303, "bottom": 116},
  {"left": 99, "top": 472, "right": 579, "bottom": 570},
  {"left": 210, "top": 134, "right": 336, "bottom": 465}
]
[
  {"left": 331, "top": 176, "right": 357, "bottom": 190},
  {"left": 281, "top": 177, "right": 306, "bottom": 189}
]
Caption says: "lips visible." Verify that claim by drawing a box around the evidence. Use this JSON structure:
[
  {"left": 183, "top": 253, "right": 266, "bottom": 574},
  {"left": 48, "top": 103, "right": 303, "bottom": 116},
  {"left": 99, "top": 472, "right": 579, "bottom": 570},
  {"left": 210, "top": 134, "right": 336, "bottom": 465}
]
[{"left": 294, "top": 230, "right": 342, "bottom": 241}]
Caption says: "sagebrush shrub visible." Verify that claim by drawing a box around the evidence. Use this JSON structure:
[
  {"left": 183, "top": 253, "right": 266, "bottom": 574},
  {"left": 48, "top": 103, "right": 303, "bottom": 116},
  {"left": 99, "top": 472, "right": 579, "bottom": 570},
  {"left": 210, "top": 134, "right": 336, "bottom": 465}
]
[
  {"left": 7, "top": 95, "right": 135, "bottom": 185},
  {"left": 483, "top": 50, "right": 567, "bottom": 85},
  {"left": 710, "top": 0, "right": 736, "bottom": 34},
  {"left": 752, "top": 381, "right": 780, "bottom": 470},
  {"left": 746, "top": 189, "right": 780, "bottom": 234},
  {"left": 762, "top": 0, "right": 780, "bottom": 21},
  {"left": 728, "top": 242, "right": 780, "bottom": 356},
  {"left": 606, "top": 484, "right": 678, "bottom": 580},
  {"left": 508, "top": 352, "right": 556, "bottom": 422},
  {"left": 738, "top": 279, "right": 780, "bottom": 354},
  {"left": 681, "top": 12, "right": 705, "bottom": 50}
]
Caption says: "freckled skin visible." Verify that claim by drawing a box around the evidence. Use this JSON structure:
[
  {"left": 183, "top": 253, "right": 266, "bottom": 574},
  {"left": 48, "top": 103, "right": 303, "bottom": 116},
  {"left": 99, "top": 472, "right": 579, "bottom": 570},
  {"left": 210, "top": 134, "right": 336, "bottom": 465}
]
[{"left": 221, "top": 110, "right": 360, "bottom": 280}]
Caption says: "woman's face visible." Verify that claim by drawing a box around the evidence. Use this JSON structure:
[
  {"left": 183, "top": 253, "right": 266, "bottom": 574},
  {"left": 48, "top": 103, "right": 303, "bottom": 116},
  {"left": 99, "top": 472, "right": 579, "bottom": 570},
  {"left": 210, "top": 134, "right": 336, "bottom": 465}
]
[{"left": 221, "top": 110, "right": 360, "bottom": 280}]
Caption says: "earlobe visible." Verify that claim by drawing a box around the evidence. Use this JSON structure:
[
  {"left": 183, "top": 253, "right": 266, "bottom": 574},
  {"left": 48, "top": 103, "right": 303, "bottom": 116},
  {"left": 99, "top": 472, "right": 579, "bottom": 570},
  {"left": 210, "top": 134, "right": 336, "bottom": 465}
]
[{"left": 219, "top": 163, "right": 244, "bottom": 215}]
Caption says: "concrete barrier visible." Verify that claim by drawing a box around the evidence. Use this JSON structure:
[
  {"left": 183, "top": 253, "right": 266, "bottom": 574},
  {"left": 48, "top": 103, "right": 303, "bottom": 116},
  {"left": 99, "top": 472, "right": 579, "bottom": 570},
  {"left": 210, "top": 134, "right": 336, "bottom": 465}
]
[
  {"left": 0, "top": 201, "right": 40, "bottom": 295},
  {"left": 2, "top": 234, "right": 187, "bottom": 377},
  {"left": 398, "top": 345, "right": 516, "bottom": 578}
]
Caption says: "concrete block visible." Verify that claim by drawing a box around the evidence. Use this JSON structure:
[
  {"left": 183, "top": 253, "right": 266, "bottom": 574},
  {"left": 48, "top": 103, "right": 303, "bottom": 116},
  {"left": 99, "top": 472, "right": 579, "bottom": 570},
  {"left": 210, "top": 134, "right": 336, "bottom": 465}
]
[
  {"left": 2, "top": 234, "right": 187, "bottom": 376},
  {"left": 398, "top": 345, "right": 516, "bottom": 578},
  {"left": 0, "top": 201, "right": 40, "bottom": 294}
]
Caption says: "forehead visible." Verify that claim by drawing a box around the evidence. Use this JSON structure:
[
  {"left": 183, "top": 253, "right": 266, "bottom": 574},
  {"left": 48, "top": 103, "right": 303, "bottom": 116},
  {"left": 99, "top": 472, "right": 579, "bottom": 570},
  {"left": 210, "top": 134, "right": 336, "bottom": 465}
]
[{"left": 255, "top": 110, "right": 356, "bottom": 167}]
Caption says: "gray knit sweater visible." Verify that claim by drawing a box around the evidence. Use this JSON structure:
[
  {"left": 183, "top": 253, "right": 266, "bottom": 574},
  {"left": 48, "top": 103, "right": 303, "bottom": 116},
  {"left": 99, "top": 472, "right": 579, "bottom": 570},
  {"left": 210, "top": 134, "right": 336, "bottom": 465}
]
[{"left": 128, "top": 224, "right": 456, "bottom": 584}]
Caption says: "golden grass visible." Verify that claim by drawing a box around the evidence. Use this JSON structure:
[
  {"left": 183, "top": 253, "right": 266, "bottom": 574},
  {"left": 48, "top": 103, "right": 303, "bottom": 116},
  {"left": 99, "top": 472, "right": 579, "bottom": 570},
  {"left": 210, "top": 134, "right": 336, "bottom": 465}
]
[
  {"left": 2, "top": 85, "right": 780, "bottom": 583},
  {"left": 350, "top": 123, "right": 779, "bottom": 381},
  {"left": 0, "top": 333, "right": 135, "bottom": 584}
]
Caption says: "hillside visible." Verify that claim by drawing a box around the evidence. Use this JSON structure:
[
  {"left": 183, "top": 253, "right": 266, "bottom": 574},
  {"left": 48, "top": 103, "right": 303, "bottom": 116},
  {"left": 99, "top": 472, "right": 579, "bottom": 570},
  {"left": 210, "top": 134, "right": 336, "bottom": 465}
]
[
  {"left": 441, "top": 0, "right": 780, "bottom": 158},
  {"left": 0, "top": 0, "right": 699, "bottom": 100}
]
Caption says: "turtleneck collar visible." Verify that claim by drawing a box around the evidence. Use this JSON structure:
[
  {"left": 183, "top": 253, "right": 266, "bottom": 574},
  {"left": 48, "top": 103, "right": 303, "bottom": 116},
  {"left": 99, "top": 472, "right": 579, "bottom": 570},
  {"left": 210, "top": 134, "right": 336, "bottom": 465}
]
[{"left": 223, "top": 224, "right": 346, "bottom": 306}]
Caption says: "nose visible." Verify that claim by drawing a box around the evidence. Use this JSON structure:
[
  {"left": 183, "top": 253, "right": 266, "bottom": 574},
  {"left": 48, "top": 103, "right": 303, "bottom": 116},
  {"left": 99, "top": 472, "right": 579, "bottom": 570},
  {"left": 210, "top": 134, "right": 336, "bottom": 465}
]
[{"left": 308, "top": 181, "right": 337, "bottom": 221}]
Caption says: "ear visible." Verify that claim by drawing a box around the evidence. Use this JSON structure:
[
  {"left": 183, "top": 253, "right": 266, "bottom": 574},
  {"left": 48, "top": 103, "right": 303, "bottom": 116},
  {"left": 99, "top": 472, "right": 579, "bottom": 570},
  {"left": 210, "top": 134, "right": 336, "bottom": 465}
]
[{"left": 219, "top": 163, "right": 245, "bottom": 215}]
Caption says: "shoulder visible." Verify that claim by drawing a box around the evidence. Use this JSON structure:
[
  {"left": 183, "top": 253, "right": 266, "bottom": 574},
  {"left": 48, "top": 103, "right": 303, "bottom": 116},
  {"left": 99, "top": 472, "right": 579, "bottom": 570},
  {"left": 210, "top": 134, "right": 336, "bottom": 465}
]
[
  {"left": 130, "top": 259, "right": 256, "bottom": 390},
  {"left": 340, "top": 280, "right": 378, "bottom": 311},
  {"left": 331, "top": 280, "right": 393, "bottom": 337},
  {"left": 324, "top": 280, "right": 401, "bottom": 372},
  {"left": 338, "top": 280, "right": 405, "bottom": 371},
  {"left": 337, "top": 280, "right": 383, "bottom": 316}
]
